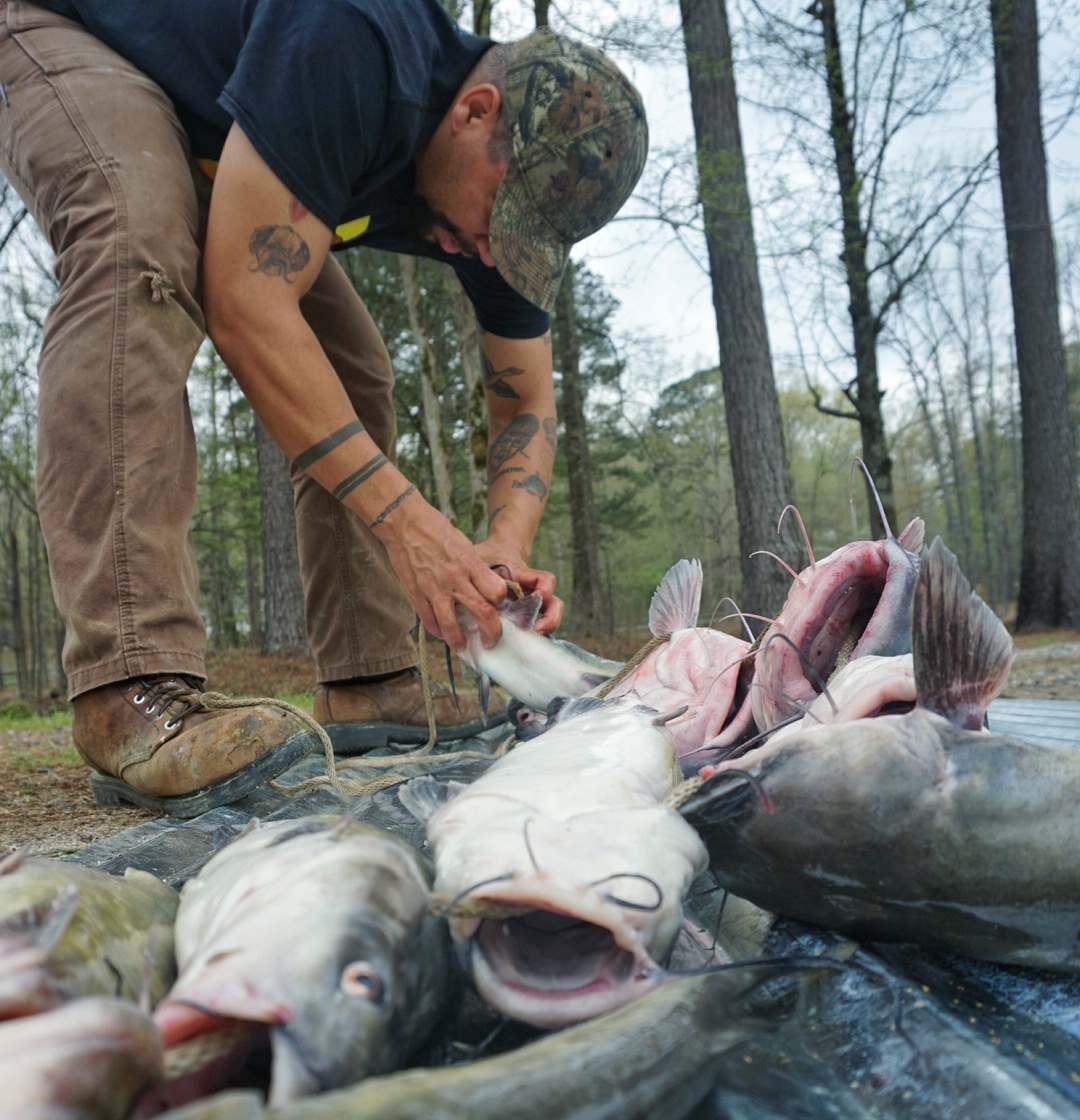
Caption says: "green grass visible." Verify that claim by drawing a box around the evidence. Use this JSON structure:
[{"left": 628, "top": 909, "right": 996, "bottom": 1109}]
[
  {"left": 0, "top": 706, "right": 74, "bottom": 732},
  {"left": 278, "top": 690, "right": 315, "bottom": 713},
  {"left": 0, "top": 690, "right": 313, "bottom": 731},
  {"left": 11, "top": 744, "right": 82, "bottom": 770}
]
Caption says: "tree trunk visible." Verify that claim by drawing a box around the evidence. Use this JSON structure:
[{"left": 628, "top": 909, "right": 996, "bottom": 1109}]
[
  {"left": 680, "top": 0, "right": 799, "bottom": 623},
  {"left": 399, "top": 255, "right": 457, "bottom": 521},
  {"left": 810, "top": 0, "right": 896, "bottom": 539},
  {"left": 445, "top": 272, "right": 489, "bottom": 539},
  {"left": 553, "top": 269, "right": 612, "bottom": 637},
  {"left": 255, "top": 418, "right": 310, "bottom": 655},
  {"left": 990, "top": 0, "right": 1080, "bottom": 629}
]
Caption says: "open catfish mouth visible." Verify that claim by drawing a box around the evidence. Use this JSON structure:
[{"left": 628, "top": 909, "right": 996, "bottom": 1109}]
[
  {"left": 801, "top": 573, "right": 895, "bottom": 687},
  {"left": 468, "top": 910, "right": 663, "bottom": 1030},
  {"left": 151, "top": 1001, "right": 274, "bottom": 1109}
]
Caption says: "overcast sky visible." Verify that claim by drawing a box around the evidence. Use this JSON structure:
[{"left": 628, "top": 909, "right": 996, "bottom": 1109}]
[{"left": 495, "top": 1, "right": 1080, "bottom": 397}]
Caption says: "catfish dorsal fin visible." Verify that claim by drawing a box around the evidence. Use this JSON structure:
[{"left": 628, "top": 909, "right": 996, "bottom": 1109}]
[
  {"left": 0, "top": 847, "right": 29, "bottom": 876},
  {"left": 649, "top": 559, "right": 703, "bottom": 637},
  {"left": 897, "top": 517, "right": 925, "bottom": 554},
  {"left": 503, "top": 593, "right": 543, "bottom": 632},
  {"left": 1, "top": 883, "right": 80, "bottom": 954},
  {"left": 912, "top": 536, "right": 1014, "bottom": 729},
  {"left": 398, "top": 776, "right": 469, "bottom": 823}
]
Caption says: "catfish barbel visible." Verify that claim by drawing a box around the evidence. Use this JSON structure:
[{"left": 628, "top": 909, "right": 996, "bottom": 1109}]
[
  {"left": 681, "top": 537, "right": 1080, "bottom": 971},
  {"left": 401, "top": 694, "right": 708, "bottom": 1029}
]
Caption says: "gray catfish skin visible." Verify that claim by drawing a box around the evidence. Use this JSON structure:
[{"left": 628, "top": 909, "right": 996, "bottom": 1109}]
[
  {"left": 682, "top": 537, "right": 1080, "bottom": 971},
  {"left": 154, "top": 816, "right": 453, "bottom": 1105},
  {"left": 152, "top": 963, "right": 810, "bottom": 1120},
  {"left": 0, "top": 851, "right": 178, "bottom": 1017}
]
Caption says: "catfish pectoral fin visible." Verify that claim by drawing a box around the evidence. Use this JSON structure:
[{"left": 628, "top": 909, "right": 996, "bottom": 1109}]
[{"left": 678, "top": 773, "right": 761, "bottom": 833}]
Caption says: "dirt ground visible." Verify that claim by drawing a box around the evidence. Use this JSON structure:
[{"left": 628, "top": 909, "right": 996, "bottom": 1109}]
[{"left": 2, "top": 634, "right": 1078, "bottom": 860}]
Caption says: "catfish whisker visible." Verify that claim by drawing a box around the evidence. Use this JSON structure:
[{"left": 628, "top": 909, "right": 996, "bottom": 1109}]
[
  {"left": 749, "top": 549, "right": 801, "bottom": 583},
  {"left": 850, "top": 456, "right": 895, "bottom": 541},
  {"left": 708, "top": 600, "right": 771, "bottom": 641},
  {"left": 777, "top": 503, "right": 816, "bottom": 570},
  {"left": 589, "top": 872, "right": 664, "bottom": 913},
  {"left": 759, "top": 632, "right": 838, "bottom": 715},
  {"left": 433, "top": 872, "right": 517, "bottom": 919},
  {"left": 522, "top": 817, "right": 541, "bottom": 874},
  {"left": 695, "top": 768, "right": 773, "bottom": 814}
]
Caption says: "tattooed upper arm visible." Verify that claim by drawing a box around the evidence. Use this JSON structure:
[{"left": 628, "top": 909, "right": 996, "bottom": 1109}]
[
  {"left": 248, "top": 225, "right": 311, "bottom": 282},
  {"left": 483, "top": 353, "right": 525, "bottom": 399}
]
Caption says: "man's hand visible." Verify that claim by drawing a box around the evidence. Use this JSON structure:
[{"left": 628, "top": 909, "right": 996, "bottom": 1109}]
[
  {"left": 475, "top": 540, "right": 564, "bottom": 635},
  {"left": 372, "top": 495, "right": 509, "bottom": 651}
]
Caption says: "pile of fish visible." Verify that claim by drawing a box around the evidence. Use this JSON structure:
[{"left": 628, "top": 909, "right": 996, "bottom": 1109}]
[{"left": 8, "top": 497, "right": 1080, "bottom": 1119}]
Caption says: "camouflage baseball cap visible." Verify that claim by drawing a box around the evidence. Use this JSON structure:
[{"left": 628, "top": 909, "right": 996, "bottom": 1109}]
[{"left": 489, "top": 28, "right": 648, "bottom": 312}]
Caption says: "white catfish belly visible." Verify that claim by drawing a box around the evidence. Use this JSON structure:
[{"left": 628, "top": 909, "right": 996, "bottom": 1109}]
[
  {"left": 474, "top": 624, "right": 604, "bottom": 710},
  {"left": 425, "top": 699, "right": 707, "bottom": 952}
]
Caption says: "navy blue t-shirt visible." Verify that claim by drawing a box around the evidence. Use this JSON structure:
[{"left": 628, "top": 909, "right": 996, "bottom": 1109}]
[{"left": 35, "top": 0, "right": 550, "bottom": 337}]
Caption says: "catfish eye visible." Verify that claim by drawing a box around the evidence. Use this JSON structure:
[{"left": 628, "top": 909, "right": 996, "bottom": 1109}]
[{"left": 341, "top": 962, "right": 384, "bottom": 1001}]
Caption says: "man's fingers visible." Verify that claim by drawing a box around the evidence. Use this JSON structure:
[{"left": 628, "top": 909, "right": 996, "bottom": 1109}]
[
  {"left": 460, "top": 588, "right": 501, "bottom": 649},
  {"left": 534, "top": 593, "right": 565, "bottom": 635},
  {"left": 436, "top": 602, "right": 467, "bottom": 651}
]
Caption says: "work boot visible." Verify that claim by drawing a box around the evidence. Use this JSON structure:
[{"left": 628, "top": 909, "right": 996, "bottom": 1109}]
[
  {"left": 313, "top": 667, "right": 507, "bottom": 755},
  {"left": 72, "top": 675, "right": 317, "bottom": 818}
]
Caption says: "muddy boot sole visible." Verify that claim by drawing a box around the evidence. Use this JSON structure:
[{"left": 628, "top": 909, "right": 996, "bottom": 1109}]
[
  {"left": 324, "top": 711, "right": 508, "bottom": 756},
  {"left": 88, "top": 728, "right": 318, "bottom": 819}
]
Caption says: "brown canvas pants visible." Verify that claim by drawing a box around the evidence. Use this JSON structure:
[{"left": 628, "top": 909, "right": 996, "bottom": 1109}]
[{"left": 0, "top": 0, "right": 416, "bottom": 697}]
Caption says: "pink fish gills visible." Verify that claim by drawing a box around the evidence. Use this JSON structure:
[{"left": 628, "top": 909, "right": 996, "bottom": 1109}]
[
  {"left": 752, "top": 517, "right": 924, "bottom": 731},
  {"left": 678, "top": 538, "right": 1080, "bottom": 971},
  {"left": 594, "top": 559, "right": 755, "bottom": 766}
]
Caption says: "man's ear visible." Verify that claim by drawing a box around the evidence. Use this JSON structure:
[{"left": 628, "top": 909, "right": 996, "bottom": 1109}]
[{"left": 451, "top": 83, "right": 501, "bottom": 132}]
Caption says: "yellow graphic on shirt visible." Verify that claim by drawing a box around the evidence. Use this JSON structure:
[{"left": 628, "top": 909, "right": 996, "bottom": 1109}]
[
  {"left": 195, "top": 158, "right": 369, "bottom": 244},
  {"left": 334, "top": 215, "right": 370, "bottom": 241}
]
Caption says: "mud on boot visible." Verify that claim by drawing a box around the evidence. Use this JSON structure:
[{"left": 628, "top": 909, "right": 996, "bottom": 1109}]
[{"left": 72, "top": 675, "right": 318, "bottom": 818}]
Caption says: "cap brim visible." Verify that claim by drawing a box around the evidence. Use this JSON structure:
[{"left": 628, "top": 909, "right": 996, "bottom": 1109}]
[{"left": 489, "top": 160, "right": 570, "bottom": 314}]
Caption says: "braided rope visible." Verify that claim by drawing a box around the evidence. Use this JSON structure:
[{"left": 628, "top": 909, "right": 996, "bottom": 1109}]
[
  {"left": 415, "top": 625, "right": 438, "bottom": 753},
  {"left": 593, "top": 633, "right": 669, "bottom": 698},
  {"left": 664, "top": 773, "right": 704, "bottom": 811},
  {"left": 199, "top": 690, "right": 513, "bottom": 801}
]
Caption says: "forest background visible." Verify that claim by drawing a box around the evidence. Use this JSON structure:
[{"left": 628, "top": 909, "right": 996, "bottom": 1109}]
[{"left": 1, "top": 0, "right": 1078, "bottom": 707}]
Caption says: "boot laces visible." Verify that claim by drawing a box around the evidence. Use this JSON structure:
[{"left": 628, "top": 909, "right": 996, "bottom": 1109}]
[{"left": 132, "top": 675, "right": 205, "bottom": 730}]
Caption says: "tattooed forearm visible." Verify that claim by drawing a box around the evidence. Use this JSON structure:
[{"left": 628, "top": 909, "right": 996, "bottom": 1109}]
[
  {"left": 489, "top": 466, "right": 525, "bottom": 485},
  {"left": 488, "top": 414, "right": 539, "bottom": 471},
  {"left": 332, "top": 452, "right": 388, "bottom": 502},
  {"left": 294, "top": 420, "right": 366, "bottom": 471},
  {"left": 248, "top": 225, "right": 310, "bottom": 281},
  {"left": 482, "top": 353, "right": 525, "bottom": 399},
  {"left": 487, "top": 504, "right": 506, "bottom": 530},
  {"left": 512, "top": 472, "right": 549, "bottom": 501},
  {"left": 369, "top": 485, "right": 416, "bottom": 529},
  {"left": 543, "top": 417, "right": 557, "bottom": 451}
]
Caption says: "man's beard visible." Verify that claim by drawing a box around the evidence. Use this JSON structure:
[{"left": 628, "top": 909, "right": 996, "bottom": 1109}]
[{"left": 401, "top": 192, "right": 479, "bottom": 259}]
